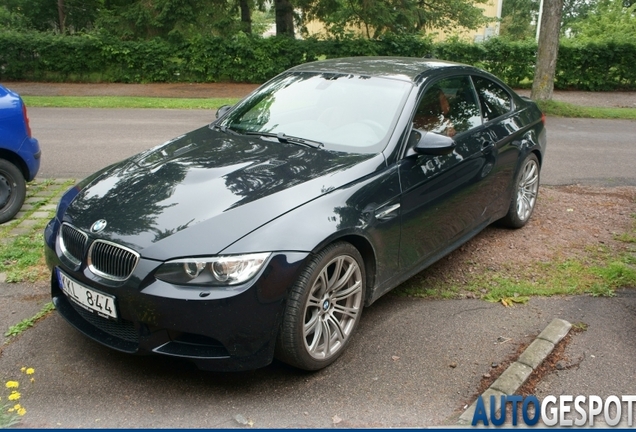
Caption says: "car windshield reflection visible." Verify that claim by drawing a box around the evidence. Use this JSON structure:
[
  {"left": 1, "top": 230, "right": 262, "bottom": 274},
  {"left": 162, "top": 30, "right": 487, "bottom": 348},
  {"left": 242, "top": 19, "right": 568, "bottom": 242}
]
[{"left": 218, "top": 72, "right": 412, "bottom": 154}]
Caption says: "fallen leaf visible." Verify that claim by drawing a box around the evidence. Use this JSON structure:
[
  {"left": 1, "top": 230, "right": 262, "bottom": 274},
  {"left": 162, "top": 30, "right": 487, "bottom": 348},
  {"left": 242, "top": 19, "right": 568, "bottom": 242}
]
[
  {"left": 234, "top": 414, "right": 249, "bottom": 425},
  {"left": 499, "top": 296, "right": 529, "bottom": 307}
]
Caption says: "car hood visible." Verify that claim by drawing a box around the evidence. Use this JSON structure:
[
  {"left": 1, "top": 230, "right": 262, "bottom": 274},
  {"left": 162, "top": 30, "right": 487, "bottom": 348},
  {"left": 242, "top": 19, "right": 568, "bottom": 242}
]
[{"left": 64, "top": 126, "right": 382, "bottom": 260}]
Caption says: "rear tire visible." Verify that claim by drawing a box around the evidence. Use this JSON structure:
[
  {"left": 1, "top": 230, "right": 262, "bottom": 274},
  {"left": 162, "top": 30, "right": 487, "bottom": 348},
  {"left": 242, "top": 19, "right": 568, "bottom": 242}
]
[
  {"left": 0, "top": 159, "right": 26, "bottom": 224},
  {"left": 500, "top": 153, "right": 540, "bottom": 229},
  {"left": 275, "top": 242, "right": 365, "bottom": 371}
]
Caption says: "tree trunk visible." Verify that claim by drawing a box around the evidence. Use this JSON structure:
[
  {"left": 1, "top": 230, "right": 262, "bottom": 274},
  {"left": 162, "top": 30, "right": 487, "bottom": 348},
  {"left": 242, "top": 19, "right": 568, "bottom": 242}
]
[
  {"left": 239, "top": 0, "right": 252, "bottom": 34},
  {"left": 531, "top": 0, "right": 564, "bottom": 100},
  {"left": 58, "top": 0, "right": 66, "bottom": 33},
  {"left": 275, "top": 0, "right": 295, "bottom": 37}
]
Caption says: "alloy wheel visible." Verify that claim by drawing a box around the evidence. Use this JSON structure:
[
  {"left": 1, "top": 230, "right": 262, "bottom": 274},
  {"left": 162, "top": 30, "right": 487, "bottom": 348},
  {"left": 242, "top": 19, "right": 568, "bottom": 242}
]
[
  {"left": 303, "top": 254, "right": 363, "bottom": 360},
  {"left": 515, "top": 158, "right": 539, "bottom": 222}
]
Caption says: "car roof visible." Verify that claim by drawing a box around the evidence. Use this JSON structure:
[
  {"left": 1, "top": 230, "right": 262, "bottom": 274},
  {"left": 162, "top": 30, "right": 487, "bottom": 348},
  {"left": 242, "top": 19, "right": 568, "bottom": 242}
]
[{"left": 289, "top": 56, "right": 474, "bottom": 83}]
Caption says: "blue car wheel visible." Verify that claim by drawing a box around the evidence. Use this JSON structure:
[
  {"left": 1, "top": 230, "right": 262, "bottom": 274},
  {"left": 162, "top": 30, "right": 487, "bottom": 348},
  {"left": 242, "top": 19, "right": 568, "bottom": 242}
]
[{"left": 0, "top": 158, "right": 26, "bottom": 224}]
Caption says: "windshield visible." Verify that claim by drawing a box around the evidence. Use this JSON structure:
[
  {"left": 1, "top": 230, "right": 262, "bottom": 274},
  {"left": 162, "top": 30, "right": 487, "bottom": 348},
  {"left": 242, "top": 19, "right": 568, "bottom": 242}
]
[{"left": 218, "top": 72, "right": 412, "bottom": 154}]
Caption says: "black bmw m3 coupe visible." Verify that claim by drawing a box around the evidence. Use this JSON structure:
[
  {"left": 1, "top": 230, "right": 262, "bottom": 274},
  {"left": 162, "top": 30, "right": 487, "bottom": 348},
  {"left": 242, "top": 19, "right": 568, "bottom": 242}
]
[{"left": 45, "top": 57, "right": 546, "bottom": 371}]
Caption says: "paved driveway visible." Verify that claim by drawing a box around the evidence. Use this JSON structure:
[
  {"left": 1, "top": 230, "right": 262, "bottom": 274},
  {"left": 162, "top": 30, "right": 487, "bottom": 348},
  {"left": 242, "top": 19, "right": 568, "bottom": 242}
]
[{"left": 3, "top": 284, "right": 635, "bottom": 428}]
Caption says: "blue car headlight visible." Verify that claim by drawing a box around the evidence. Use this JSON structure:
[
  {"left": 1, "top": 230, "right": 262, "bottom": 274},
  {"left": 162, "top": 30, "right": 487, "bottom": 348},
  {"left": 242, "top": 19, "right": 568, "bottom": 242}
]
[{"left": 155, "top": 252, "right": 271, "bottom": 286}]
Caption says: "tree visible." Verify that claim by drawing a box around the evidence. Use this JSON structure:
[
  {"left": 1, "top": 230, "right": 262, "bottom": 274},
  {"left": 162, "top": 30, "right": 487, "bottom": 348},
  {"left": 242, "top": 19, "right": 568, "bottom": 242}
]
[
  {"left": 1, "top": 0, "right": 103, "bottom": 32},
  {"left": 239, "top": 0, "right": 252, "bottom": 33},
  {"left": 531, "top": 0, "right": 564, "bottom": 100},
  {"left": 297, "top": 0, "right": 492, "bottom": 39},
  {"left": 500, "top": 0, "right": 539, "bottom": 40},
  {"left": 275, "top": 0, "right": 295, "bottom": 36},
  {"left": 96, "top": 0, "right": 239, "bottom": 40},
  {"left": 561, "top": 0, "right": 598, "bottom": 30},
  {"left": 567, "top": 0, "right": 636, "bottom": 42}
]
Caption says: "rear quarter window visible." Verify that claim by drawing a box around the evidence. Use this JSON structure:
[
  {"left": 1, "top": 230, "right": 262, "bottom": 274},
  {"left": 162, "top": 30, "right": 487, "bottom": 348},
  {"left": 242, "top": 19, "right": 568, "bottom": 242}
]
[{"left": 472, "top": 76, "right": 512, "bottom": 122}]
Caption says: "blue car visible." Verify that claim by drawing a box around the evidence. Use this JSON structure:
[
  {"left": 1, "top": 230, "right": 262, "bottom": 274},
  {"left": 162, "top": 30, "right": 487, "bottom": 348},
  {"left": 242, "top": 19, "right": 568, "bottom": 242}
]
[{"left": 0, "top": 84, "right": 41, "bottom": 223}]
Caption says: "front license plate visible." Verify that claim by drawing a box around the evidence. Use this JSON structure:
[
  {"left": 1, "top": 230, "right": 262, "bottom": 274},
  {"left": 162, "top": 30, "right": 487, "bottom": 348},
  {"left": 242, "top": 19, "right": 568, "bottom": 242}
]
[{"left": 57, "top": 269, "right": 118, "bottom": 320}]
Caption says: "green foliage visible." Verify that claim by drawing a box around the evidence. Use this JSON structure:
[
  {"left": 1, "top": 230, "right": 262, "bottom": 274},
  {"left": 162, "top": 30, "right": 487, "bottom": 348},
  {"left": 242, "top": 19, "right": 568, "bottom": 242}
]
[
  {"left": 96, "top": 0, "right": 238, "bottom": 41},
  {"left": 0, "top": 30, "right": 635, "bottom": 90},
  {"left": 568, "top": 0, "right": 636, "bottom": 42},
  {"left": 0, "top": 5, "right": 29, "bottom": 30},
  {"left": 433, "top": 37, "right": 537, "bottom": 85},
  {"left": 562, "top": 0, "right": 599, "bottom": 30},
  {"left": 500, "top": 0, "right": 540, "bottom": 40},
  {"left": 558, "top": 40, "right": 636, "bottom": 90},
  {"left": 298, "top": 0, "right": 492, "bottom": 39},
  {"left": 2, "top": 0, "right": 102, "bottom": 32}
]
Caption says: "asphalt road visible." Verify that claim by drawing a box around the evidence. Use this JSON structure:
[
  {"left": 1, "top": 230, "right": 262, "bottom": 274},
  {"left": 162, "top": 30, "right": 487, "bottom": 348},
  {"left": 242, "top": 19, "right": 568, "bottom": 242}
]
[{"left": 30, "top": 108, "right": 636, "bottom": 186}]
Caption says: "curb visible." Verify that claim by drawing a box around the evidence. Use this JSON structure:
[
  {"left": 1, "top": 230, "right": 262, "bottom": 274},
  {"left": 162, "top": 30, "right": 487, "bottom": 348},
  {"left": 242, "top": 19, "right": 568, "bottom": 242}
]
[{"left": 457, "top": 318, "right": 572, "bottom": 426}]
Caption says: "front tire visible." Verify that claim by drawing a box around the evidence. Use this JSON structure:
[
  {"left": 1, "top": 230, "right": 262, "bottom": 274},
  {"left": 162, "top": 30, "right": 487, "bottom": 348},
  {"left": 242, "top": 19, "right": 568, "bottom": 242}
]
[
  {"left": 276, "top": 242, "right": 365, "bottom": 371},
  {"left": 500, "top": 153, "right": 540, "bottom": 228},
  {"left": 0, "top": 159, "right": 26, "bottom": 224}
]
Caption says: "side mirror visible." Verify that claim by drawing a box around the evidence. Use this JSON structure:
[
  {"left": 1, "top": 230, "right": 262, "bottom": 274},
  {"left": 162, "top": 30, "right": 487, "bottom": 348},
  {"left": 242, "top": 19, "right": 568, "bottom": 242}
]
[
  {"left": 411, "top": 129, "right": 456, "bottom": 156},
  {"left": 216, "top": 105, "right": 232, "bottom": 119}
]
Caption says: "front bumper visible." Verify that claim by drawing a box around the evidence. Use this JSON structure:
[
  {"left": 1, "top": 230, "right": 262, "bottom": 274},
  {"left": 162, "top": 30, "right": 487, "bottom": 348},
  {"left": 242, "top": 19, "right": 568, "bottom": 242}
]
[{"left": 44, "top": 217, "right": 309, "bottom": 371}]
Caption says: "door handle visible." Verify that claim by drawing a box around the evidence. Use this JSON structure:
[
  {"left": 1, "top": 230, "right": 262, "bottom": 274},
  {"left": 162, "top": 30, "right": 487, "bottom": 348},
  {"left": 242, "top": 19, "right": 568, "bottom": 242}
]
[
  {"left": 481, "top": 141, "right": 495, "bottom": 153},
  {"left": 375, "top": 203, "right": 400, "bottom": 221}
]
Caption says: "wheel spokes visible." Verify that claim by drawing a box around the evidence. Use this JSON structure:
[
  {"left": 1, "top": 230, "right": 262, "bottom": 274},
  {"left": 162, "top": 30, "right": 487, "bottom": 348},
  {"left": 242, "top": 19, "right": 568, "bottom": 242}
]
[
  {"left": 516, "top": 160, "right": 539, "bottom": 221},
  {"left": 328, "top": 260, "right": 356, "bottom": 293},
  {"left": 332, "top": 303, "right": 359, "bottom": 320},
  {"left": 303, "top": 254, "right": 363, "bottom": 360}
]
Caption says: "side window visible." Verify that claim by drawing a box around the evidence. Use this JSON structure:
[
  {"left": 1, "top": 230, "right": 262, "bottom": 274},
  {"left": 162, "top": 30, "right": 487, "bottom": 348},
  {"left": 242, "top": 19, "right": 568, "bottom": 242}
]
[
  {"left": 472, "top": 76, "right": 512, "bottom": 122},
  {"left": 413, "top": 76, "right": 481, "bottom": 137}
]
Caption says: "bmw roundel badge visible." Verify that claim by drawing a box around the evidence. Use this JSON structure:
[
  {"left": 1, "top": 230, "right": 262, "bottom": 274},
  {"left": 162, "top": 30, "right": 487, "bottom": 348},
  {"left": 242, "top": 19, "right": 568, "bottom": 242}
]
[{"left": 91, "top": 219, "right": 107, "bottom": 233}]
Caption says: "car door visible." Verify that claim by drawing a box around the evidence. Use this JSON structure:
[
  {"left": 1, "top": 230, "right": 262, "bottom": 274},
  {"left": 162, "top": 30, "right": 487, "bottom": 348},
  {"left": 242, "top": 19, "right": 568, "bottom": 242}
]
[
  {"left": 398, "top": 75, "right": 493, "bottom": 271},
  {"left": 470, "top": 75, "right": 522, "bottom": 215}
]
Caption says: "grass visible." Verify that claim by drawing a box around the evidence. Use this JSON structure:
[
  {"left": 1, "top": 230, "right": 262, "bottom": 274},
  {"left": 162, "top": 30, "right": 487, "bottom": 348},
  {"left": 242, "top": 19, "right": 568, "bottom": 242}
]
[
  {"left": 0, "top": 179, "right": 75, "bottom": 282},
  {"left": 537, "top": 100, "right": 636, "bottom": 120},
  {"left": 20, "top": 95, "right": 636, "bottom": 121},
  {"left": 0, "top": 231, "right": 50, "bottom": 282},
  {"left": 4, "top": 303, "right": 55, "bottom": 338},
  {"left": 22, "top": 96, "right": 240, "bottom": 110},
  {"left": 22, "top": 96, "right": 636, "bottom": 120}
]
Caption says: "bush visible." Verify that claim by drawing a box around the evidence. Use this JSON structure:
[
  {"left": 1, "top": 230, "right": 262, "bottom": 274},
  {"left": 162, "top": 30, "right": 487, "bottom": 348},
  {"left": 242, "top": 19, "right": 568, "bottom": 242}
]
[{"left": 0, "top": 30, "right": 634, "bottom": 90}]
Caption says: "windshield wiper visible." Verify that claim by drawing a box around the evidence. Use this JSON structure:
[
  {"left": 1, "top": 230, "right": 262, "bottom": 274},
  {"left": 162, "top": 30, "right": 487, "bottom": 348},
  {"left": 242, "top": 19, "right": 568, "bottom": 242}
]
[
  {"left": 210, "top": 123, "right": 240, "bottom": 135},
  {"left": 244, "top": 131, "right": 323, "bottom": 149}
]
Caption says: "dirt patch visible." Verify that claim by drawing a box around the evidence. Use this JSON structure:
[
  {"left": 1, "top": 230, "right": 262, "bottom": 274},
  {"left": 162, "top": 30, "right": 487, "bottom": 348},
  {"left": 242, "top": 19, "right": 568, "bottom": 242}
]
[
  {"left": 403, "top": 184, "right": 636, "bottom": 294},
  {"left": 516, "top": 327, "right": 586, "bottom": 397},
  {"left": 4, "top": 82, "right": 260, "bottom": 99}
]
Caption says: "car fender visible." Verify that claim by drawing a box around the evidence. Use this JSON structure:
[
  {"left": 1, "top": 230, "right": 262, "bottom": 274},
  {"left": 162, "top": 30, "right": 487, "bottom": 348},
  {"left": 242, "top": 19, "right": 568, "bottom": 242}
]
[{"left": 221, "top": 163, "right": 403, "bottom": 298}]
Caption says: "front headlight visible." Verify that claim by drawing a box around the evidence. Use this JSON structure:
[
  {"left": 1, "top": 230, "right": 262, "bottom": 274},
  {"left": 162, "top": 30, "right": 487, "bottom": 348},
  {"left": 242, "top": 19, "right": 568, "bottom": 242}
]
[{"left": 154, "top": 252, "right": 271, "bottom": 286}]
